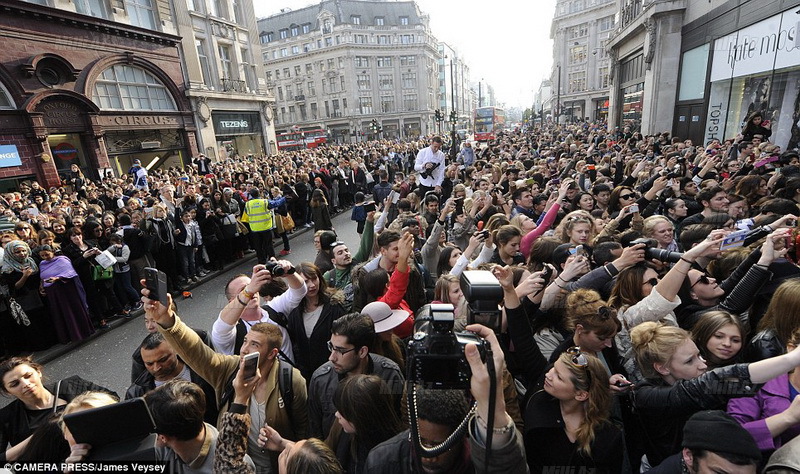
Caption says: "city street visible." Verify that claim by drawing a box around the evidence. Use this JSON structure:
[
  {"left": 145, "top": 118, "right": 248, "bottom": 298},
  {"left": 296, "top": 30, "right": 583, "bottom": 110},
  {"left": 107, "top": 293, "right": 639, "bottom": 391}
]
[{"left": 2, "top": 211, "right": 354, "bottom": 405}]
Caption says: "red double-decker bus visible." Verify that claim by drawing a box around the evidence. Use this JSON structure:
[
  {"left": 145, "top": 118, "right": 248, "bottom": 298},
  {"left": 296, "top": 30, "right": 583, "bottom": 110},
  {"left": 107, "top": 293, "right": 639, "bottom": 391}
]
[
  {"left": 276, "top": 129, "right": 329, "bottom": 151},
  {"left": 474, "top": 107, "right": 505, "bottom": 141}
]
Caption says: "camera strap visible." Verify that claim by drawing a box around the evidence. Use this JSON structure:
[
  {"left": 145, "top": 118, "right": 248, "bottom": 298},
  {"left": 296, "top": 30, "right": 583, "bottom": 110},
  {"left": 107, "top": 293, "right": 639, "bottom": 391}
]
[{"left": 484, "top": 344, "right": 497, "bottom": 474}]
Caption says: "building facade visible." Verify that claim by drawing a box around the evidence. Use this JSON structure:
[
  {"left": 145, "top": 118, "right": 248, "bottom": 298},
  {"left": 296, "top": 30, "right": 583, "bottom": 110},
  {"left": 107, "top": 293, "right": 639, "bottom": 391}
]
[
  {"left": 257, "top": 0, "right": 441, "bottom": 142},
  {"left": 0, "top": 0, "right": 197, "bottom": 189},
  {"left": 437, "top": 43, "right": 471, "bottom": 133},
  {"left": 176, "top": 0, "right": 276, "bottom": 159},
  {"left": 550, "top": 0, "right": 617, "bottom": 123}
]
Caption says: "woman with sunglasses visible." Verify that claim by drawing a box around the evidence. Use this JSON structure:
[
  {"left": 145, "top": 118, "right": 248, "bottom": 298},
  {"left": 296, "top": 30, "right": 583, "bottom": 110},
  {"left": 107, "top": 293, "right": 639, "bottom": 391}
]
[
  {"left": 609, "top": 233, "right": 725, "bottom": 382},
  {"left": 497, "top": 266, "right": 624, "bottom": 472},
  {"left": 675, "top": 228, "right": 789, "bottom": 331},
  {"left": 13, "top": 223, "right": 38, "bottom": 249},
  {"left": 629, "top": 320, "right": 800, "bottom": 468}
]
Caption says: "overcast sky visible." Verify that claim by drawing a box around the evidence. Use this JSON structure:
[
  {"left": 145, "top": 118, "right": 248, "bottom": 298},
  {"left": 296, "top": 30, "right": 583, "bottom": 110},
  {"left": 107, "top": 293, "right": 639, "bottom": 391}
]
[{"left": 254, "top": 0, "right": 557, "bottom": 110}]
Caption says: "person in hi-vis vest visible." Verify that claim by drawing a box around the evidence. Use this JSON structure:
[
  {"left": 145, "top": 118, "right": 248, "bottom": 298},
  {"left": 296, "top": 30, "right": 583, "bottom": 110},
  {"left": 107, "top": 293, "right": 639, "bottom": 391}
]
[{"left": 241, "top": 187, "right": 287, "bottom": 264}]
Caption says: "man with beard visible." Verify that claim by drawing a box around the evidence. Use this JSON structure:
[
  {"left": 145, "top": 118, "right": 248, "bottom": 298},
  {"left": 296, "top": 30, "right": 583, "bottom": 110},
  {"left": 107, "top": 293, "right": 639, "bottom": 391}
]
[
  {"left": 307, "top": 313, "right": 403, "bottom": 440},
  {"left": 322, "top": 211, "right": 375, "bottom": 311}
]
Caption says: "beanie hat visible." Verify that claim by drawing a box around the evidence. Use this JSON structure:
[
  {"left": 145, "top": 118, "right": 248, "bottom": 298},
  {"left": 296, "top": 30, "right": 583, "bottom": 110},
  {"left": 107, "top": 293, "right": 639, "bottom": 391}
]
[{"left": 682, "top": 410, "right": 760, "bottom": 461}]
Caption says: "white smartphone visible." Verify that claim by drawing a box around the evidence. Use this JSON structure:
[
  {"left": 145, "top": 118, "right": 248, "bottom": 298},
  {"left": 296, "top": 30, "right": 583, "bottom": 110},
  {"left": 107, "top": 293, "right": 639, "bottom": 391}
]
[{"left": 242, "top": 352, "right": 259, "bottom": 379}]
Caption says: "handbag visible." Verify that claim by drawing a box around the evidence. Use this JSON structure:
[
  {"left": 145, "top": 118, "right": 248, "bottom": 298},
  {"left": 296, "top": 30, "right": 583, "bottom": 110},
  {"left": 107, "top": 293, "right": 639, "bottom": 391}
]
[
  {"left": 91, "top": 264, "right": 113, "bottom": 281},
  {"left": 9, "top": 298, "right": 30, "bottom": 326},
  {"left": 236, "top": 217, "right": 249, "bottom": 235},
  {"left": 281, "top": 214, "right": 295, "bottom": 233}
]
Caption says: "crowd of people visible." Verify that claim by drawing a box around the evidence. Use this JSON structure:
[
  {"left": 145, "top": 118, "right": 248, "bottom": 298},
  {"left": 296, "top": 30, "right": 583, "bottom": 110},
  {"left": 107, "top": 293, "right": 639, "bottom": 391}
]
[{"left": 3, "top": 113, "right": 800, "bottom": 473}]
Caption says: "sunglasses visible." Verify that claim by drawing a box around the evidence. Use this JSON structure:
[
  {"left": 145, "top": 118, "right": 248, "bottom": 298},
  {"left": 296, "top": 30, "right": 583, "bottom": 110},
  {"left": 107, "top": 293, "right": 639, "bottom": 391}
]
[
  {"left": 644, "top": 277, "right": 659, "bottom": 287},
  {"left": 620, "top": 193, "right": 636, "bottom": 200},
  {"left": 691, "top": 274, "right": 711, "bottom": 289},
  {"left": 566, "top": 346, "right": 592, "bottom": 388},
  {"left": 328, "top": 241, "right": 346, "bottom": 250}
]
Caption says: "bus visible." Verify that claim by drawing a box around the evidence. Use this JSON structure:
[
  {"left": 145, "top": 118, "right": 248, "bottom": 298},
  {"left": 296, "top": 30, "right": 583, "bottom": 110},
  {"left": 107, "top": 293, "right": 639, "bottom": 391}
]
[
  {"left": 276, "top": 129, "right": 329, "bottom": 151},
  {"left": 474, "top": 107, "right": 505, "bottom": 141}
]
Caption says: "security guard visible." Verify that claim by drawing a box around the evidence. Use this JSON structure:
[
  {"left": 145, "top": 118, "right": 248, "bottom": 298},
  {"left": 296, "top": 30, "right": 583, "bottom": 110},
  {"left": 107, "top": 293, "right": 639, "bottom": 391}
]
[{"left": 241, "top": 187, "right": 286, "bottom": 264}]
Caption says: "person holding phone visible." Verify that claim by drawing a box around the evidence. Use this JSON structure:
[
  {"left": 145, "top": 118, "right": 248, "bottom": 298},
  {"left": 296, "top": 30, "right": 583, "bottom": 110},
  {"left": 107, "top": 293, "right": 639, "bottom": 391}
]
[{"left": 741, "top": 112, "right": 772, "bottom": 143}]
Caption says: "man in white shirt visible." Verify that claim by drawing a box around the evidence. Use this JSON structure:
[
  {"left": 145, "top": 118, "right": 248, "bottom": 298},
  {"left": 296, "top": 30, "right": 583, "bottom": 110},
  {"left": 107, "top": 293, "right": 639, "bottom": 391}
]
[
  {"left": 211, "top": 261, "right": 305, "bottom": 360},
  {"left": 414, "top": 136, "right": 446, "bottom": 197}
]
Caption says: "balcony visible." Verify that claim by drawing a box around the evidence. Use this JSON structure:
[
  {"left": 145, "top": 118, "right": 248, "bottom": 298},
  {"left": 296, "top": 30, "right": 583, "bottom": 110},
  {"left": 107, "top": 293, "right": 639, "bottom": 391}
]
[
  {"left": 620, "top": 0, "right": 643, "bottom": 29},
  {"left": 221, "top": 78, "right": 247, "bottom": 93},
  {"left": 294, "top": 95, "right": 306, "bottom": 102}
]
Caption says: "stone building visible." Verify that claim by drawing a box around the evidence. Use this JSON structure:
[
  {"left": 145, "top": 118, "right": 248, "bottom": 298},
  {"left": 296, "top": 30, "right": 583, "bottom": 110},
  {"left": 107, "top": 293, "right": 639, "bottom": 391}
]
[
  {"left": 257, "top": 0, "right": 441, "bottom": 143},
  {"left": 0, "top": 0, "right": 197, "bottom": 188}
]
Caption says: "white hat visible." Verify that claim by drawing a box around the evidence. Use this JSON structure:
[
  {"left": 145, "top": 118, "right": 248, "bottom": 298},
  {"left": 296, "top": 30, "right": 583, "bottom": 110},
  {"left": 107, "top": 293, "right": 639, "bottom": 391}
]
[{"left": 361, "top": 301, "right": 409, "bottom": 333}]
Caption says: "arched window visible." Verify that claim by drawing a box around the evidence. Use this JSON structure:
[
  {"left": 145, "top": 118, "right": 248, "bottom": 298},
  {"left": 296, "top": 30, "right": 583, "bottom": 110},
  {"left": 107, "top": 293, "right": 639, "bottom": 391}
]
[
  {"left": 92, "top": 64, "right": 176, "bottom": 111},
  {"left": 0, "top": 82, "right": 13, "bottom": 109}
]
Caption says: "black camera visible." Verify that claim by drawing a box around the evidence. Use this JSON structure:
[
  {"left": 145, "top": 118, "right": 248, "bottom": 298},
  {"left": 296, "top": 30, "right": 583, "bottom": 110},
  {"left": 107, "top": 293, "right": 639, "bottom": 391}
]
[
  {"left": 264, "top": 262, "right": 295, "bottom": 277},
  {"left": 363, "top": 202, "right": 376, "bottom": 213},
  {"left": 407, "top": 304, "right": 488, "bottom": 389},
  {"left": 460, "top": 270, "right": 503, "bottom": 332},
  {"left": 630, "top": 238, "right": 683, "bottom": 263}
]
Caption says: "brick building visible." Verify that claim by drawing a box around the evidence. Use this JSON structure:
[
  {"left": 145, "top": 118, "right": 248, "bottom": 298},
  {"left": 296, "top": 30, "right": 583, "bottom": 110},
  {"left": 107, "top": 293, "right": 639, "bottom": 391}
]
[{"left": 0, "top": 0, "right": 198, "bottom": 189}]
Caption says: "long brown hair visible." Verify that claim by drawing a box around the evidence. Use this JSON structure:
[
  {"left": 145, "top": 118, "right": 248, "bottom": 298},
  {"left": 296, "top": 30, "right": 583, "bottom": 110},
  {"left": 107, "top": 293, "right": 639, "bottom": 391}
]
[
  {"left": 758, "top": 279, "right": 800, "bottom": 349},
  {"left": 608, "top": 264, "right": 650, "bottom": 309},
  {"left": 691, "top": 310, "right": 744, "bottom": 368},
  {"left": 333, "top": 375, "right": 404, "bottom": 451},
  {"left": 556, "top": 351, "right": 612, "bottom": 456}
]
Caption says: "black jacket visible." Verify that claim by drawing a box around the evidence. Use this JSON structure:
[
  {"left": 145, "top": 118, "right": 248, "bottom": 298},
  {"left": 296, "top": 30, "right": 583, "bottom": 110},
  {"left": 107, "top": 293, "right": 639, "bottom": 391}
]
[
  {"left": 631, "top": 363, "right": 759, "bottom": 466},
  {"left": 125, "top": 364, "right": 219, "bottom": 424},
  {"left": 745, "top": 328, "right": 784, "bottom": 363},
  {"left": 285, "top": 301, "right": 345, "bottom": 381}
]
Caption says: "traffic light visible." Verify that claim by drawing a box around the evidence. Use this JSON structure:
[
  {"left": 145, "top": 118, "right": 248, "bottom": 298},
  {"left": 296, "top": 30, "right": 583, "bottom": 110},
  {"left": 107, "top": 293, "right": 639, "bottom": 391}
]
[{"left": 434, "top": 109, "right": 442, "bottom": 122}]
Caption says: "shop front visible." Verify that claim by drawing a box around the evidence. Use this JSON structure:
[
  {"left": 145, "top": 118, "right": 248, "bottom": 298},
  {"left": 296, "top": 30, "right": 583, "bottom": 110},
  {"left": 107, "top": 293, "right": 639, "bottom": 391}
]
[
  {"left": 701, "top": 6, "right": 800, "bottom": 148},
  {"left": 213, "top": 112, "right": 264, "bottom": 159}
]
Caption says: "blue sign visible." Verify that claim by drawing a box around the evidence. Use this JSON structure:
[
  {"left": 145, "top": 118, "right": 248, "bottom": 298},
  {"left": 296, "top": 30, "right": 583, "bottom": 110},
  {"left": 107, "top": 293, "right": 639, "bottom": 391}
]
[{"left": 0, "top": 145, "right": 22, "bottom": 168}]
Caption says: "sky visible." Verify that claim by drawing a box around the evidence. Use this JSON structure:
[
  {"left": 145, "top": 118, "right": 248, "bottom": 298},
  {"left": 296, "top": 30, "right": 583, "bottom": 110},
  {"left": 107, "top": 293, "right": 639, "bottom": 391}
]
[{"left": 253, "top": 0, "right": 557, "bottom": 110}]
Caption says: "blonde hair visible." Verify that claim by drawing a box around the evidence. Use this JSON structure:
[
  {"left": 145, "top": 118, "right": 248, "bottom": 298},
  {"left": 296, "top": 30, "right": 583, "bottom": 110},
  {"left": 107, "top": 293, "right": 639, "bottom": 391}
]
[
  {"left": 566, "top": 289, "right": 620, "bottom": 338},
  {"left": 555, "top": 210, "right": 595, "bottom": 243},
  {"left": 642, "top": 215, "right": 673, "bottom": 238},
  {"left": 556, "top": 351, "right": 612, "bottom": 456},
  {"left": 630, "top": 321, "right": 692, "bottom": 379}
]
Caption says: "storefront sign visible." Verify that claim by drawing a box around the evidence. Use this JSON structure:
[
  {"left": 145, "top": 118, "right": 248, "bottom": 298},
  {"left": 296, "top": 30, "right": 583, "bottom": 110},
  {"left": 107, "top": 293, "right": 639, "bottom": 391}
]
[
  {"left": 212, "top": 112, "right": 262, "bottom": 135},
  {"left": 108, "top": 115, "right": 179, "bottom": 127},
  {"left": 0, "top": 145, "right": 22, "bottom": 167},
  {"left": 52, "top": 142, "right": 78, "bottom": 161},
  {"left": 711, "top": 7, "right": 800, "bottom": 81},
  {"left": 40, "top": 101, "right": 83, "bottom": 129}
]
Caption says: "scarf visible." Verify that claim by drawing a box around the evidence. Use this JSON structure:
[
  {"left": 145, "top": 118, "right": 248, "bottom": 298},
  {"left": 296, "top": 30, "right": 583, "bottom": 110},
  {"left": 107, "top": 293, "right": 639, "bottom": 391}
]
[
  {"left": 39, "top": 255, "right": 78, "bottom": 287},
  {"left": 1, "top": 240, "right": 37, "bottom": 274}
]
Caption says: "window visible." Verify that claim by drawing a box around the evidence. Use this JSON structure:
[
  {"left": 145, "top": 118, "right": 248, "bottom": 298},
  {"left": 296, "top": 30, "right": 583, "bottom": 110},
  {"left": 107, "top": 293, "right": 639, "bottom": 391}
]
[
  {"left": 218, "top": 44, "right": 234, "bottom": 79},
  {"left": 275, "top": 69, "right": 280, "bottom": 79},
  {"left": 340, "top": 76, "right": 345, "bottom": 91},
  {"left": 285, "top": 86, "right": 292, "bottom": 98},
  {"left": 277, "top": 87, "right": 283, "bottom": 100},
  {"left": 377, "top": 35, "right": 389, "bottom": 45},
  {"left": 380, "top": 95, "right": 394, "bottom": 113},
  {"left": 308, "top": 81, "right": 316, "bottom": 96},
  {"left": 294, "top": 65, "right": 301, "bottom": 76},
  {"left": 355, "top": 56, "right": 370, "bottom": 68},
  {"left": 265, "top": 71, "right": 272, "bottom": 82},
  {"left": 620, "top": 53, "right": 644, "bottom": 84},
  {"left": 359, "top": 97, "right": 373, "bottom": 114},
  {"left": 280, "top": 48, "right": 288, "bottom": 58},
  {"left": 283, "top": 68, "right": 290, "bottom": 78},
  {"left": 338, "top": 57, "right": 344, "bottom": 68},
  {"left": 351, "top": 15, "right": 361, "bottom": 25},
  {"left": 599, "top": 15, "right": 615, "bottom": 31},
  {"left": 568, "top": 23, "right": 588, "bottom": 39},
  {"left": 291, "top": 26, "right": 299, "bottom": 36},
  {"left": 280, "top": 107, "right": 286, "bottom": 123},
  {"left": 305, "top": 63, "right": 313, "bottom": 74},
  {"left": 568, "top": 71, "right": 586, "bottom": 92},
  {"left": 300, "top": 105, "right": 307, "bottom": 121},
  {"left": 260, "top": 32, "right": 273, "bottom": 44},
  {"left": 186, "top": 0, "right": 203, "bottom": 13},
  {"left": 327, "top": 58, "right": 335, "bottom": 70},
  {"left": 569, "top": 45, "right": 587, "bottom": 64},
  {"left": 358, "top": 74, "right": 371, "bottom": 90},
  {"left": 328, "top": 77, "right": 336, "bottom": 93},
  {"left": 289, "top": 105, "right": 296, "bottom": 122},
  {"left": 0, "top": 83, "right": 13, "bottom": 109},
  {"left": 377, "top": 56, "right": 392, "bottom": 67},
  {"left": 302, "top": 23, "right": 311, "bottom": 34},
  {"left": 322, "top": 20, "right": 332, "bottom": 34},
  {"left": 332, "top": 99, "right": 341, "bottom": 116},
  {"left": 280, "top": 29, "right": 288, "bottom": 39},
  {"left": 93, "top": 64, "right": 176, "bottom": 111},
  {"left": 569, "top": 0, "right": 584, "bottom": 13},
  {"left": 401, "top": 72, "right": 416, "bottom": 89},
  {"left": 291, "top": 45, "right": 300, "bottom": 55},
  {"left": 402, "top": 93, "right": 417, "bottom": 111},
  {"left": 325, "top": 37, "right": 333, "bottom": 47},
  {"left": 311, "top": 103, "right": 318, "bottom": 119},
  {"left": 400, "top": 55, "right": 416, "bottom": 66},
  {"left": 400, "top": 34, "right": 414, "bottom": 44},
  {"left": 354, "top": 34, "right": 366, "bottom": 44},
  {"left": 678, "top": 44, "right": 709, "bottom": 101},
  {"left": 195, "top": 39, "right": 212, "bottom": 87},
  {"left": 400, "top": 16, "right": 409, "bottom": 25},
  {"left": 375, "top": 16, "right": 384, "bottom": 26},
  {"left": 232, "top": 0, "right": 243, "bottom": 23},
  {"left": 336, "top": 35, "right": 341, "bottom": 45},
  {"left": 303, "top": 43, "right": 311, "bottom": 52},
  {"left": 74, "top": 0, "right": 109, "bottom": 19},
  {"left": 599, "top": 66, "right": 610, "bottom": 88},
  {"left": 321, "top": 80, "right": 326, "bottom": 94},
  {"left": 379, "top": 74, "right": 393, "bottom": 90},
  {"left": 210, "top": 0, "right": 226, "bottom": 18},
  {"left": 241, "top": 47, "right": 254, "bottom": 90},
  {"left": 125, "top": 0, "right": 157, "bottom": 29}
]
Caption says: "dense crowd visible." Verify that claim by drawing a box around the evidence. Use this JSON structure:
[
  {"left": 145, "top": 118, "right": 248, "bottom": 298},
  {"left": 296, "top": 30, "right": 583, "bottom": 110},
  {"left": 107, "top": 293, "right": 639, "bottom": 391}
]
[{"left": 3, "top": 111, "right": 800, "bottom": 473}]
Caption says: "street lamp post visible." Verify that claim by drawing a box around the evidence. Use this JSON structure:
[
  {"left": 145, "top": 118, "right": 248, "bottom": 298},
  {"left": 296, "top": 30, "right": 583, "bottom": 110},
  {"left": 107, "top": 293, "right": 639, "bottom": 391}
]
[
  {"left": 556, "top": 64, "right": 562, "bottom": 125},
  {"left": 449, "top": 58, "right": 457, "bottom": 161}
]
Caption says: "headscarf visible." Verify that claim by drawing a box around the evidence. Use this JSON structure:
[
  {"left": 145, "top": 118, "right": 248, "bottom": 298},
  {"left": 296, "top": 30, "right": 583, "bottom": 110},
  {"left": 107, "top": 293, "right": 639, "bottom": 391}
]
[{"left": 1, "top": 240, "right": 38, "bottom": 274}]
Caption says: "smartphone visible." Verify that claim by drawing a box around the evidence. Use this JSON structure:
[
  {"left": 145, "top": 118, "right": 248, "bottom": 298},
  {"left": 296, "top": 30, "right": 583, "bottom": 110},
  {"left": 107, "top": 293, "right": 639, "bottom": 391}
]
[
  {"left": 477, "top": 220, "right": 485, "bottom": 231},
  {"left": 143, "top": 267, "right": 168, "bottom": 306},
  {"left": 363, "top": 202, "right": 376, "bottom": 213},
  {"left": 391, "top": 191, "right": 400, "bottom": 204},
  {"left": 476, "top": 230, "right": 490, "bottom": 239},
  {"left": 629, "top": 204, "right": 640, "bottom": 214},
  {"left": 615, "top": 380, "right": 634, "bottom": 388},
  {"left": 242, "top": 352, "right": 259, "bottom": 380},
  {"left": 540, "top": 263, "right": 554, "bottom": 282},
  {"left": 787, "top": 219, "right": 798, "bottom": 227}
]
